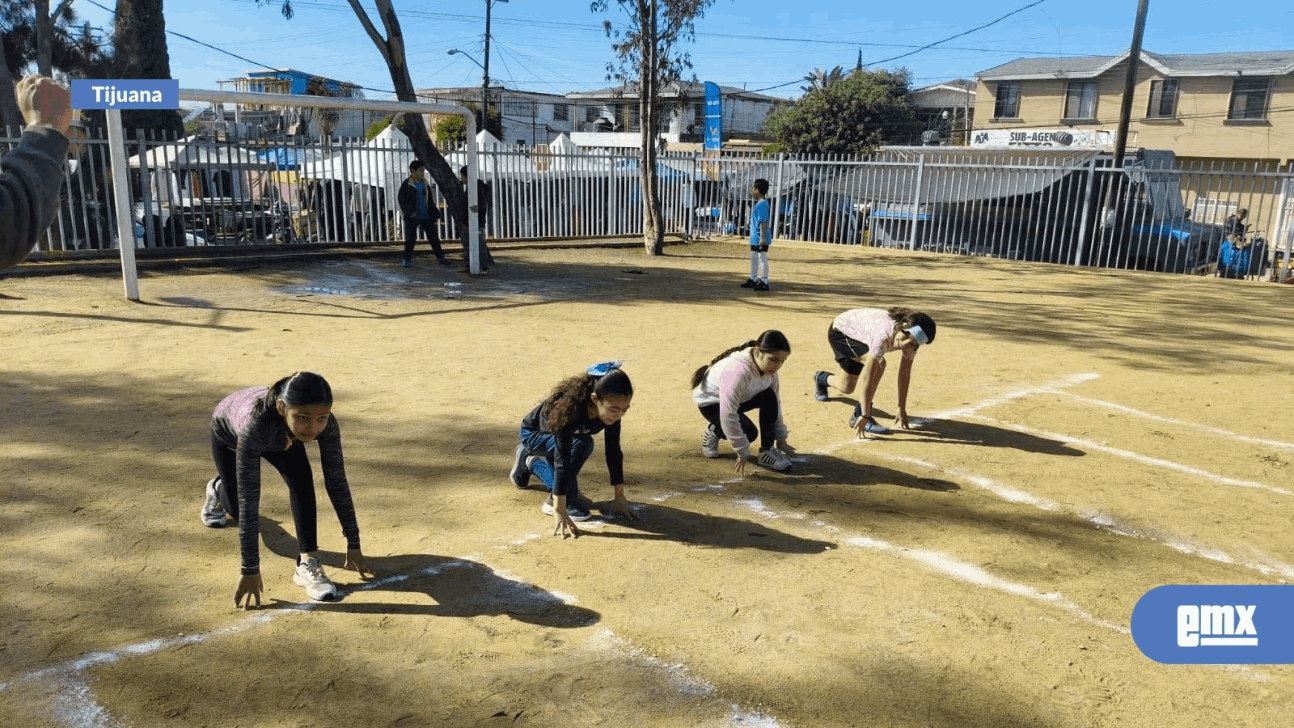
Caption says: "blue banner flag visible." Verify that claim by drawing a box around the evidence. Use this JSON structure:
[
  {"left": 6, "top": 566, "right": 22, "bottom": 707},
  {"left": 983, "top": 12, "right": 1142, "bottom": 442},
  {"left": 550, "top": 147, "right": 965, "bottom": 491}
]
[
  {"left": 703, "top": 82, "right": 722, "bottom": 151},
  {"left": 1131, "top": 585, "right": 1294, "bottom": 664},
  {"left": 71, "top": 79, "right": 179, "bottom": 110}
]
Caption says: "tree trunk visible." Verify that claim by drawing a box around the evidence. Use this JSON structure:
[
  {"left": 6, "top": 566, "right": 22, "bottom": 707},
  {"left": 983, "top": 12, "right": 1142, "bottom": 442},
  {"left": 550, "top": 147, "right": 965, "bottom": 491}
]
[
  {"left": 639, "top": 0, "right": 664, "bottom": 255},
  {"left": 112, "top": 0, "right": 183, "bottom": 136},
  {"left": 0, "top": 34, "right": 24, "bottom": 135},
  {"left": 353, "top": 0, "right": 468, "bottom": 230},
  {"left": 35, "top": 0, "right": 53, "bottom": 77}
]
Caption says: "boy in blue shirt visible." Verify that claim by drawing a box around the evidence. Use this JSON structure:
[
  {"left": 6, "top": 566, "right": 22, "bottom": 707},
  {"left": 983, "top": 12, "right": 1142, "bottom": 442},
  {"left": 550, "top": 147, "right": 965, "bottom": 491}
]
[{"left": 741, "top": 178, "right": 772, "bottom": 291}]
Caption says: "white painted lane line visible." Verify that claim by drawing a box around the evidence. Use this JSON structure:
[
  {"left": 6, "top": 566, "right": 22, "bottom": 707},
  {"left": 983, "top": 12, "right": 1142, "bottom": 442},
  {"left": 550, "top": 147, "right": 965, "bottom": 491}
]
[
  {"left": 874, "top": 453, "right": 1294, "bottom": 582},
  {"left": 935, "top": 373, "right": 1101, "bottom": 420},
  {"left": 1043, "top": 390, "right": 1294, "bottom": 452},
  {"left": 967, "top": 414, "right": 1292, "bottom": 497}
]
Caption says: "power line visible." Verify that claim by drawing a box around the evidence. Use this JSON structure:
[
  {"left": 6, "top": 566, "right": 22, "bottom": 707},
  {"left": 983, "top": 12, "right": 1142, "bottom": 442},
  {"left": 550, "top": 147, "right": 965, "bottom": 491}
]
[{"left": 867, "top": 0, "right": 1050, "bottom": 67}]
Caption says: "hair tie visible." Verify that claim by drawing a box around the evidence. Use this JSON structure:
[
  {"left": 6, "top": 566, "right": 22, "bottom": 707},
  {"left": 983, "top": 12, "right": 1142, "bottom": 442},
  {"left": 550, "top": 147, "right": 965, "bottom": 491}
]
[{"left": 586, "top": 360, "right": 623, "bottom": 377}]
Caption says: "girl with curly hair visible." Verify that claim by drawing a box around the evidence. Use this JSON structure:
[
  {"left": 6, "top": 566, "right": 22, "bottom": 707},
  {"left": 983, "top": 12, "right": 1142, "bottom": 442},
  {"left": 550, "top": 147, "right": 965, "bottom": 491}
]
[{"left": 509, "top": 361, "right": 637, "bottom": 537}]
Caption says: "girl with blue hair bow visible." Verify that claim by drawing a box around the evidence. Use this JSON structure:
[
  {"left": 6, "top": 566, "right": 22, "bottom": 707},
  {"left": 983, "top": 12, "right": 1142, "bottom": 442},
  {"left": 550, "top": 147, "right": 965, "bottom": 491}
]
[{"left": 509, "top": 361, "right": 638, "bottom": 537}]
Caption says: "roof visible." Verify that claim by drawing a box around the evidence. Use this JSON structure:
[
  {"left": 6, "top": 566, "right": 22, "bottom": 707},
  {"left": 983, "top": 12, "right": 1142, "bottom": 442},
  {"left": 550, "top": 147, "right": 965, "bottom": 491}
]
[{"left": 978, "top": 49, "right": 1294, "bottom": 81}]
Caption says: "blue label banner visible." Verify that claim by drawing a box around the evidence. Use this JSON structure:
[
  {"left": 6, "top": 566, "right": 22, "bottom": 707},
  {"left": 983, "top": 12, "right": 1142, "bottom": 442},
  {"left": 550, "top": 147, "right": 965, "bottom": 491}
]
[
  {"left": 703, "top": 81, "right": 722, "bottom": 151},
  {"left": 71, "top": 79, "right": 179, "bottom": 110},
  {"left": 1131, "top": 585, "right": 1294, "bottom": 664}
]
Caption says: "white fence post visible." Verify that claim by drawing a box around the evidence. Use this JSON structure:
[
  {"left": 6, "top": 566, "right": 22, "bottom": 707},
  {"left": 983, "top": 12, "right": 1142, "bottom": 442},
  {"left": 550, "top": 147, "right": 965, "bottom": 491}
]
[
  {"left": 105, "top": 109, "right": 140, "bottom": 301},
  {"left": 1074, "top": 156, "right": 1099, "bottom": 266},
  {"left": 908, "top": 154, "right": 925, "bottom": 251}
]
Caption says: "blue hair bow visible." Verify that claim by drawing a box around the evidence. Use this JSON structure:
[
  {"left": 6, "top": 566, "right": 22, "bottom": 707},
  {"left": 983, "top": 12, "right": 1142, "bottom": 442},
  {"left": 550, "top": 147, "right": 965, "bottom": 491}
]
[{"left": 586, "top": 360, "right": 623, "bottom": 377}]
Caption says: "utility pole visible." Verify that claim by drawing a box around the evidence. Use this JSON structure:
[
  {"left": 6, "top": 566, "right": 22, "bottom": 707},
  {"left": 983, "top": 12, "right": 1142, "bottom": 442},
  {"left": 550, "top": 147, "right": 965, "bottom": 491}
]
[
  {"left": 1114, "top": 0, "right": 1150, "bottom": 166},
  {"left": 482, "top": 0, "right": 508, "bottom": 138}
]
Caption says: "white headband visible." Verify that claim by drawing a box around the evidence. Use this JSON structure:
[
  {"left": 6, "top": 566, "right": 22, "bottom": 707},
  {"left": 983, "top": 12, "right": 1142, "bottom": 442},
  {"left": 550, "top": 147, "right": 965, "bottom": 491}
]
[{"left": 907, "top": 326, "right": 930, "bottom": 346}]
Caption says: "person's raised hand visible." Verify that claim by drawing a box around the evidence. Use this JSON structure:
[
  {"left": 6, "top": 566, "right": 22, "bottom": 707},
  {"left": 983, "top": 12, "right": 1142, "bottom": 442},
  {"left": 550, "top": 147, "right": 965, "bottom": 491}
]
[{"left": 17, "top": 75, "right": 72, "bottom": 137}]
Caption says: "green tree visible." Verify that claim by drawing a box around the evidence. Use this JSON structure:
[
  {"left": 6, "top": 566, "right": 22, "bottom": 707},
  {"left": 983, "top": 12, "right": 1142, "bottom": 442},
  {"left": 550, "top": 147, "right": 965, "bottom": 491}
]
[
  {"left": 765, "top": 68, "right": 918, "bottom": 156},
  {"left": 1, "top": 0, "right": 112, "bottom": 132},
  {"left": 800, "top": 65, "right": 845, "bottom": 94},
  {"left": 590, "top": 0, "right": 716, "bottom": 255},
  {"left": 434, "top": 104, "right": 501, "bottom": 146},
  {"left": 112, "top": 0, "right": 183, "bottom": 136}
]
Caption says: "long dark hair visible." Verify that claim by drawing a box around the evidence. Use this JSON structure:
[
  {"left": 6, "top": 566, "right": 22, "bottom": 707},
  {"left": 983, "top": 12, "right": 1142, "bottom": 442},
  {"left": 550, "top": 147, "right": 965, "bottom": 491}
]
[
  {"left": 887, "top": 307, "right": 937, "bottom": 345},
  {"left": 689, "top": 329, "right": 791, "bottom": 388},
  {"left": 543, "top": 368, "right": 634, "bottom": 433},
  {"left": 255, "top": 371, "right": 333, "bottom": 418}
]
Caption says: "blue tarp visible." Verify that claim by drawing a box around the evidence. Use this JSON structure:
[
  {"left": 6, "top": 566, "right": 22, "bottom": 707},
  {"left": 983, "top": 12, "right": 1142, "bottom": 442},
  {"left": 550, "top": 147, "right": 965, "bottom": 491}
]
[{"left": 257, "top": 147, "right": 305, "bottom": 171}]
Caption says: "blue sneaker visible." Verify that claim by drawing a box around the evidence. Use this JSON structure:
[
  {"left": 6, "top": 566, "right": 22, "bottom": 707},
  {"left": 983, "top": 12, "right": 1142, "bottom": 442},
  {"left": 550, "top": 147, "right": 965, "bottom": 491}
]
[
  {"left": 864, "top": 420, "right": 891, "bottom": 435},
  {"left": 401, "top": 259, "right": 412, "bottom": 268},
  {"left": 813, "top": 371, "right": 830, "bottom": 402},
  {"left": 848, "top": 404, "right": 864, "bottom": 429}
]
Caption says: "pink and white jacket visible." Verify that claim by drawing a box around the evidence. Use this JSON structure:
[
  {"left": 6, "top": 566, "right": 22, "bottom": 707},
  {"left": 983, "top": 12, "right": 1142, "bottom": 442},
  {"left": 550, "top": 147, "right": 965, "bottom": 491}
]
[{"left": 691, "top": 347, "right": 789, "bottom": 458}]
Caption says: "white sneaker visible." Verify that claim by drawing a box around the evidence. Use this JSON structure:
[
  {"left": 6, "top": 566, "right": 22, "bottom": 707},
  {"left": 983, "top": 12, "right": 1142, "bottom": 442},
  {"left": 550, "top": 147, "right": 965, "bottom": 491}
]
[
  {"left": 200, "top": 477, "right": 228, "bottom": 528},
  {"left": 757, "top": 447, "right": 792, "bottom": 471},
  {"left": 701, "top": 424, "right": 720, "bottom": 458},
  {"left": 293, "top": 556, "right": 342, "bottom": 602}
]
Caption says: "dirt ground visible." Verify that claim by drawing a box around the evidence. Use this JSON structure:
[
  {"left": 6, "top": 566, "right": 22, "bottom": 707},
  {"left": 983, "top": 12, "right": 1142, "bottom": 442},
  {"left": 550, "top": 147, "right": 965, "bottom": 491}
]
[{"left": 2, "top": 238, "right": 1293, "bottom": 727}]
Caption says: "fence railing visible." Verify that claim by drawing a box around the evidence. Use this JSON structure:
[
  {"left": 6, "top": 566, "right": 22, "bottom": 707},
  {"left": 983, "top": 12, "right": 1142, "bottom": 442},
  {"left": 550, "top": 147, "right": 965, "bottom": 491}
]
[{"left": 8, "top": 127, "right": 1291, "bottom": 281}]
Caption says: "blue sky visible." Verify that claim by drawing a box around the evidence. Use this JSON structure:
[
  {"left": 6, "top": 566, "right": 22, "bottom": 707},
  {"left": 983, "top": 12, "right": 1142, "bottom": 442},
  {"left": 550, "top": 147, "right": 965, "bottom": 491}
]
[{"left": 69, "top": 0, "right": 1294, "bottom": 100}]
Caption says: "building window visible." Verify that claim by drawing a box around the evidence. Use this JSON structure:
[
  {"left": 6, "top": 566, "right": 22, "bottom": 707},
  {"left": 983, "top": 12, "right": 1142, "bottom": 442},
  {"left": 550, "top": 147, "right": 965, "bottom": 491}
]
[
  {"left": 504, "top": 100, "right": 529, "bottom": 116},
  {"left": 993, "top": 82, "right": 1020, "bottom": 119},
  {"left": 585, "top": 105, "right": 599, "bottom": 123},
  {"left": 692, "top": 101, "right": 704, "bottom": 128},
  {"left": 553, "top": 103, "right": 569, "bottom": 122},
  {"left": 1229, "top": 77, "right": 1271, "bottom": 120},
  {"left": 1146, "top": 79, "right": 1179, "bottom": 118},
  {"left": 1064, "top": 81, "right": 1098, "bottom": 120}
]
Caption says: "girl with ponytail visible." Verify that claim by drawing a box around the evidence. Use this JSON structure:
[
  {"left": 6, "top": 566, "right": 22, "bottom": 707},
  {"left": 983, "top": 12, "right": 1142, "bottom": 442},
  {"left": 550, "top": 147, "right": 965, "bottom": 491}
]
[
  {"left": 691, "top": 330, "right": 797, "bottom": 475},
  {"left": 510, "top": 361, "right": 638, "bottom": 538},
  {"left": 203, "top": 372, "right": 373, "bottom": 608},
  {"left": 811, "top": 307, "right": 937, "bottom": 436}
]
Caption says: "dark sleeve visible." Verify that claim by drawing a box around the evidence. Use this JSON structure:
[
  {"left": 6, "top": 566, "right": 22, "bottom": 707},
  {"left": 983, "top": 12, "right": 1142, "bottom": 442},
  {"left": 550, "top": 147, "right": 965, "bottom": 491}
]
[
  {"left": 235, "top": 427, "right": 268, "bottom": 576},
  {"left": 316, "top": 417, "right": 361, "bottom": 550},
  {"left": 1, "top": 127, "right": 69, "bottom": 270},
  {"left": 396, "top": 181, "right": 414, "bottom": 218},
  {"left": 551, "top": 427, "right": 576, "bottom": 497},
  {"left": 603, "top": 420, "right": 624, "bottom": 487}
]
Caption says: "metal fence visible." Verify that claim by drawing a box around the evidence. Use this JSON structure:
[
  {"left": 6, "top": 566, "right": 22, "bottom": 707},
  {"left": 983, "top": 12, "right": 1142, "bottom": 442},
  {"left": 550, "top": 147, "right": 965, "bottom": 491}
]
[{"left": 9, "top": 127, "right": 1291, "bottom": 281}]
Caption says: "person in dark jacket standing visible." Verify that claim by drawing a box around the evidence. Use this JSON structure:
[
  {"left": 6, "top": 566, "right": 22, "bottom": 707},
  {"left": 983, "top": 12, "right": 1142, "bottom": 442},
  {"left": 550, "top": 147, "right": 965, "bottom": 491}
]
[
  {"left": 2, "top": 75, "right": 72, "bottom": 270},
  {"left": 397, "top": 160, "right": 449, "bottom": 267}
]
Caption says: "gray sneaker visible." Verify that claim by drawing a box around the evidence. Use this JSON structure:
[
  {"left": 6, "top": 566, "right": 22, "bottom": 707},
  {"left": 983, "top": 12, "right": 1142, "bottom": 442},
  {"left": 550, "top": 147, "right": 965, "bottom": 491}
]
[
  {"left": 757, "top": 447, "right": 792, "bottom": 471},
  {"left": 701, "top": 424, "right": 720, "bottom": 458},
  {"left": 293, "top": 556, "right": 342, "bottom": 602},
  {"left": 542, "top": 494, "right": 591, "bottom": 521},
  {"left": 200, "top": 477, "right": 229, "bottom": 528},
  {"left": 509, "top": 444, "right": 532, "bottom": 488}
]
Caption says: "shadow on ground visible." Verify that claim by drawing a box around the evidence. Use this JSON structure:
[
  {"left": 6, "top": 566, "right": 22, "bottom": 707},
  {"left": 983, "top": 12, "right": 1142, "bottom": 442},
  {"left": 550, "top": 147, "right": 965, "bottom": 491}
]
[{"left": 259, "top": 519, "right": 600, "bottom": 627}]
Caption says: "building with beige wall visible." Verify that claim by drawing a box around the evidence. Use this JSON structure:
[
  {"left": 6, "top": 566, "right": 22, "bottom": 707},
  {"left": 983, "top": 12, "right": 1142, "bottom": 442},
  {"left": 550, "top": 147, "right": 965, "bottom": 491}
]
[{"left": 974, "top": 50, "right": 1294, "bottom": 165}]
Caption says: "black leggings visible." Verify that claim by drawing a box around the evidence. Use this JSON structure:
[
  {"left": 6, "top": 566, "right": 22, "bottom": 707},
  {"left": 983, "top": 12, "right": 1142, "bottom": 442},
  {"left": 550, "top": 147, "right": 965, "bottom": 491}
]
[
  {"left": 211, "top": 432, "right": 319, "bottom": 555},
  {"left": 699, "top": 388, "right": 779, "bottom": 452}
]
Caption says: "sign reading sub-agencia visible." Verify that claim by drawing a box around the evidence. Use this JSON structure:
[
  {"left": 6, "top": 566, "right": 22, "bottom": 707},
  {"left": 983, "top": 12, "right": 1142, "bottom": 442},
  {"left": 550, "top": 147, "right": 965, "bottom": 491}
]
[{"left": 971, "top": 128, "right": 1114, "bottom": 149}]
